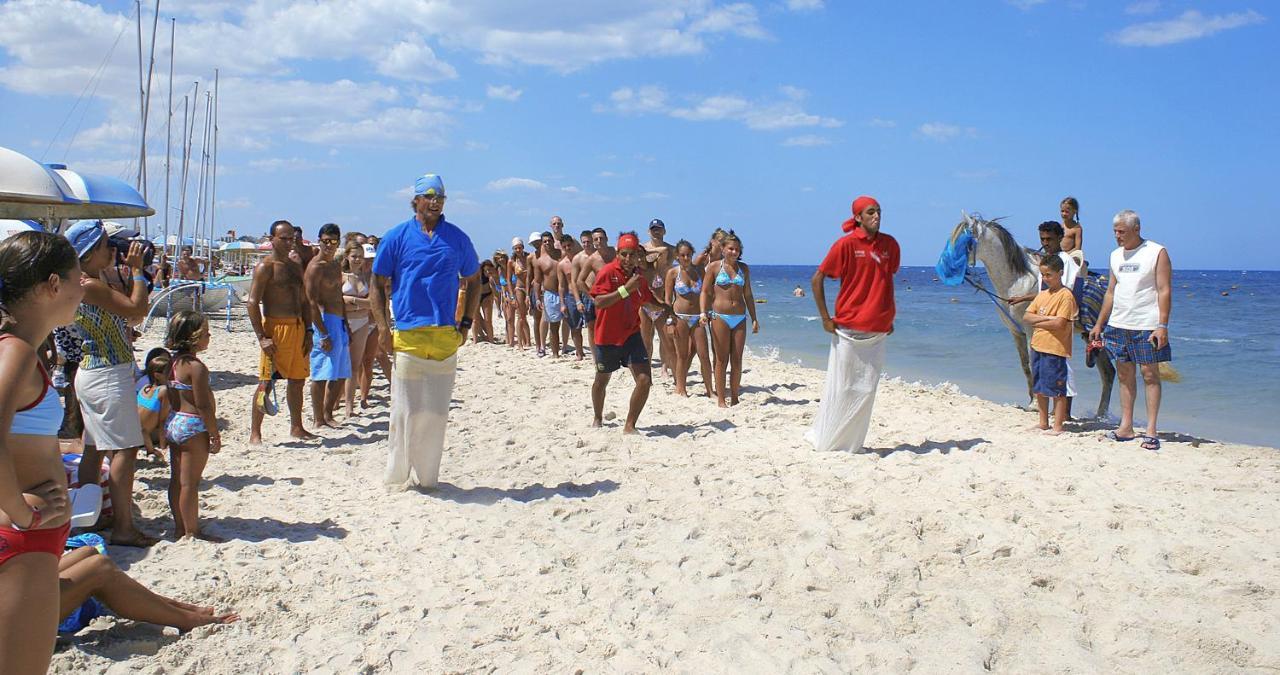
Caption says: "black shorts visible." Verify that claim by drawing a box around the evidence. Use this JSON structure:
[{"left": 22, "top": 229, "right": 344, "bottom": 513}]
[{"left": 594, "top": 332, "right": 648, "bottom": 374}]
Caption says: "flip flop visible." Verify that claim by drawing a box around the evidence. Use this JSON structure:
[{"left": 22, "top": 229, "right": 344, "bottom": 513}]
[
  {"left": 1107, "top": 431, "right": 1137, "bottom": 442},
  {"left": 1140, "top": 436, "right": 1161, "bottom": 451}
]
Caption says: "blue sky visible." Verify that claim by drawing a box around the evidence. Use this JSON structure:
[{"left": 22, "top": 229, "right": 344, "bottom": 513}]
[{"left": 1, "top": 0, "right": 1275, "bottom": 269}]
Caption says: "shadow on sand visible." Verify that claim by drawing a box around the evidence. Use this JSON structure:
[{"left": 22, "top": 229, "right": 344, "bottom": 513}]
[
  {"left": 203, "top": 516, "right": 348, "bottom": 543},
  {"left": 423, "top": 479, "right": 620, "bottom": 505},
  {"left": 208, "top": 370, "right": 261, "bottom": 392},
  {"left": 868, "top": 437, "right": 988, "bottom": 457},
  {"left": 740, "top": 382, "right": 804, "bottom": 394},
  {"left": 642, "top": 420, "right": 737, "bottom": 438}
]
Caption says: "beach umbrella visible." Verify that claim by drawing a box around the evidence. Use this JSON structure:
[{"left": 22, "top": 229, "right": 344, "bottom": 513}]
[
  {"left": 48, "top": 165, "right": 154, "bottom": 220},
  {"left": 153, "top": 234, "right": 196, "bottom": 247},
  {"left": 0, "top": 146, "right": 82, "bottom": 221},
  {"left": 0, "top": 219, "right": 41, "bottom": 240},
  {"left": 219, "top": 241, "right": 257, "bottom": 251},
  {"left": 257, "top": 240, "right": 273, "bottom": 251}
]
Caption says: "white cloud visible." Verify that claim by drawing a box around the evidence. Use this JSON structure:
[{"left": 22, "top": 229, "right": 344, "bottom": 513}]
[
  {"left": 1124, "top": 0, "right": 1161, "bottom": 15},
  {"left": 787, "top": 0, "right": 824, "bottom": 11},
  {"left": 247, "top": 157, "right": 336, "bottom": 172},
  {"left": 376, "top": 37, "right": 458, "bottom": 83},
  {"left": 560, "top": 186, "right": 580, "bottom": 194},
  {"left": 487, "top": 177, "right": 548, "bottom": 191},
  {"left": 486, "top": 84, "right": 523, "bottom": 101},
  {"left": 599, "top": 170, "right": 619, "bottom": 178},
  {"left": 1109, "top": 10, "right": 1265, "bottom": 47},
  {"left": 868, "top": 117, "right": 897, "bottom": 128},
  {"left": 599, "top": 85, "right": 841, "bottom": 131},
  {"left": 640, "top": 192, "right": 670, "bottom": 199},
  {"left": 781, "top": 134, "right": 832, "bottom": 147},
  {"left": 217, "top": 197, "right": 252, "bottom": 208},
  {"left": 1006, "top": 0, "right": 1047, "bottom": 9},
  {"left": 464, "top": 141, "right": 490, "bottom": 151},
  {"left": 916, "top": 122, "right": 977, "bottom": 142}
]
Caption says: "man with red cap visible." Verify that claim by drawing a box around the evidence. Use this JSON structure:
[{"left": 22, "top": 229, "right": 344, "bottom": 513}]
[
  {"left": 589, "top": 231, "right": 673, "bottom": 434},
  {"left": 806, "top": 196, "right": 901, "bottom": 453}
]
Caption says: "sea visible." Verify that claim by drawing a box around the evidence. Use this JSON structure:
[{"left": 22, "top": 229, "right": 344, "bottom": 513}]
[{"left": 743, "top": 265, "right": 1278, "bottom": 448}]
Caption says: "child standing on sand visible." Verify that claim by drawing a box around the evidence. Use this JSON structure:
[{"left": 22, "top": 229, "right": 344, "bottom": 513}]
[
  {"left": 163, "top": 311, "right": 222, "bottom": 541},
  {"left": 1024, "top": 255, "right": 1078, "bottom": 434},
  {"left": 136, "top": 348, "right": 170, "bottom": 463}
]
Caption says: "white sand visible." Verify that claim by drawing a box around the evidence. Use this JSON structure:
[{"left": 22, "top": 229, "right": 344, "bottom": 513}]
[{"left": 52, "top": 317, "right": 1279, "bottom": 673}]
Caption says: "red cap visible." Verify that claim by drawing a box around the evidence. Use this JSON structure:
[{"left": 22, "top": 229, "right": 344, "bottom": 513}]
[
  {"left": 842, "top": 195, "right": 881, "bottom": 233},
  {"left": 617, "top": 233, "right": 641, "bottom": 251}
]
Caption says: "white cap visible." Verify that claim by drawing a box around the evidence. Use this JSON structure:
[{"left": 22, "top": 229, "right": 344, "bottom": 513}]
[
  {"left": 362, "top": 243, "right": 376, "bottom": 259},
  {"left": 511, "top": 236, "right": 524, "bottom": 247}
]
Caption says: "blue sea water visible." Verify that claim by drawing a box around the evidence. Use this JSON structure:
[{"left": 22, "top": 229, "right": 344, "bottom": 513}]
[{"left": 744, "top": 265, "right": 1278, "bottom": 448}]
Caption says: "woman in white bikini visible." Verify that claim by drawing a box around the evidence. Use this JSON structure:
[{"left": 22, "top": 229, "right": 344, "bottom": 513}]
[
  {"left": 341, "top": 241, "right": 374, "bottom": 417},
  {"left": 665, "top": 240, "right": 714, "bottom": 398}
]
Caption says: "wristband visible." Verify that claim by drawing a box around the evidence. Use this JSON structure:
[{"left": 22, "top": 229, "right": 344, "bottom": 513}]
[
  {"left": 11, "top": 506, "right": 41, "bottom": 531},
  {"left": 132, "top": 275, "right": 147, "bottom": 282},
  {"left": 617, "top": 286, "right": 631, "bottom": 299},
  {"left": 458, "top": 317, "right": 473, "bottom": 332},
  {"left": 1156, "top": 323, "right": 1168, "bottom": 329}
]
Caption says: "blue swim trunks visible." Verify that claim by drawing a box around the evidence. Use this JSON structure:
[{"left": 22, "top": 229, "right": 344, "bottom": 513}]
[
  {"left": 1103, "top": 326, "right": 1172, "bottom": 364},
  {"left": 310, "top": 312, "right": 352, "bottom": 381},
  {"left": 542, "top": 290, "right": 564, "bottom": 323},
  {"left": 1031, "top": 349, "right": 1069, "bottom": 397}
]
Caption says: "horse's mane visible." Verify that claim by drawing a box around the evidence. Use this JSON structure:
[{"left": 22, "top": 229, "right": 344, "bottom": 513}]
[{"left": 968, "top": 216, "right": 1031, "bottom": 277}]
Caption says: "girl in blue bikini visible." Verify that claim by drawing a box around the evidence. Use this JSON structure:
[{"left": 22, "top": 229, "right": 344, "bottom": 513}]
[
  {"left": 700, "top": 232, "right": 759, "bottom": 407},
  {"left": 163, "top": 311, "right": 222, "bottom": 541},
  {"left": 665, "top": 240, "right": 714, "bottom": 398},
  {"left": 136, "top": 348, "right": 171, "bottom": 464}
]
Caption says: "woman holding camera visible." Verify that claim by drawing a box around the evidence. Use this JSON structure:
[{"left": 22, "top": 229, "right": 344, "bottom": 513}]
[{"left": 65, "top": 220, "right": 158, "bottom": 547}]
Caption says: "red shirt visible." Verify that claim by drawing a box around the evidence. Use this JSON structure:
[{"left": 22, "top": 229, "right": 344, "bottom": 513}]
[
  {"left": 590, "top": 259, "right": 654, "bottom": 346},
  {"left": 818, "top": 227, "right": 900, "bottom": 333}
]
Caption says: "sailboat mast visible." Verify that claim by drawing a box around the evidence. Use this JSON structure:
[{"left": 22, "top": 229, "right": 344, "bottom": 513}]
[
  {"left": 140, "top": 0, "right": 161, "bottom": 236},
  {"left": 163, "top": 18, "right": 174, "bottom": 254},
  {"left": 210, "top": 68, "right": 218, "bottom": 282}
]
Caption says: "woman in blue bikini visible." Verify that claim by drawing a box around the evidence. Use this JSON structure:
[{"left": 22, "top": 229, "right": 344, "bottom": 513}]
[
  {"left": 665, "top": 240, "right": 714, "bottom": 398},
  {"left": 700, "top": 232, "right": 759, "bottom": 407},
  {"left": 163, "top": 311, "right": 222, "bottom": 541},
  {"left": 136, "top": 348, "right": 171, "bottom": 463}
]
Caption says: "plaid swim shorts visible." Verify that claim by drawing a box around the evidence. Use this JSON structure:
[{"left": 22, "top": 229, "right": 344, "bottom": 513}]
[{"left": 1103, "top": 326, "right": 1172, "bottom": 364}]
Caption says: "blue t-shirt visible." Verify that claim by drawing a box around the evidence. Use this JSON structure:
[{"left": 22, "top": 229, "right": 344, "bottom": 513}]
[{"left": 372, "top": 216, "right": 479, "bottom": 329}]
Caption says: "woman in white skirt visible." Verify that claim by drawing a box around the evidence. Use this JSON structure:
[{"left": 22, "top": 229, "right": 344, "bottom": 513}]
[{"left": 64, "top": 220, "right": 157, "bottom": 547}]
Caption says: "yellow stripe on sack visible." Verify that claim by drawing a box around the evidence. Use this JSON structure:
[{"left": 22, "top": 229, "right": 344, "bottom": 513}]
[{"left": 393, "top": 326, "right": 464, "bottom": 361}]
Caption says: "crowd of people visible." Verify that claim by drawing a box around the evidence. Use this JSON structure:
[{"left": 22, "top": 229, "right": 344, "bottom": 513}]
[{"left": 0, "top": 170, "right": 1174, "bottom": 670}]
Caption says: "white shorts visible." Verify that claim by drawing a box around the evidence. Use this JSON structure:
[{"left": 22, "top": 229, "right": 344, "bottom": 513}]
[{"left": 76, "top": 361, "right": 145, "bottom": 451}]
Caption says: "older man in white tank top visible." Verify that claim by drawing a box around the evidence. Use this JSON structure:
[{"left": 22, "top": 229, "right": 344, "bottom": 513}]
[{"left": 1089, "top": 210, "right": 1172, "bottom": 451}]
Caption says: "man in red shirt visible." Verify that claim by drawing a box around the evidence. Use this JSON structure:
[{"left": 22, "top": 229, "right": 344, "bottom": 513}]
[
  {"left": 806, "top": 195, "right": 901, "bottom": 453},
  {"left": 589, "top": 232, "right": 672, "bottom": 434}
]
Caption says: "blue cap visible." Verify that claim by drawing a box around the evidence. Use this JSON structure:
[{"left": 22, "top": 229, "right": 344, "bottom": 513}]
[
  {"left": 65, "top": 219, "right": 105, "bottom": 258},
  {"left": 414, "top": 174, "right": 445, "bottom": 197}
]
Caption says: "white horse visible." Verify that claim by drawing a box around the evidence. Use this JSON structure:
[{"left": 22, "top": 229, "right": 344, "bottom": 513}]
[{"left": 947, "top": 214, "right": 1115, "bottom": 418}]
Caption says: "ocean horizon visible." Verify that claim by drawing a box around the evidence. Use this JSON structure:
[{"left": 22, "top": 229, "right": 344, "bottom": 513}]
[{"left": 738, "top": 265, "right": 1277, "bottom": 448}]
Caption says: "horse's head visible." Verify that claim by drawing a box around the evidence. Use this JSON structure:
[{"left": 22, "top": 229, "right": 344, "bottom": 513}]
[
  {"left": 949, "top": 212, "right": 979, "bottom": 267},
  {"left": 955, "top": 212, "right": 1033, "bottom": 278}
]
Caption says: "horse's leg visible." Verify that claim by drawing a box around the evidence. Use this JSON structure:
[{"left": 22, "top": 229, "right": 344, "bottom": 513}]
[
  {"left": 1096, "top": 348, "right": 1116, "bottom": 419},
  {"left": 1013, "top": 329, "right": 1034, "bottom": 407}
]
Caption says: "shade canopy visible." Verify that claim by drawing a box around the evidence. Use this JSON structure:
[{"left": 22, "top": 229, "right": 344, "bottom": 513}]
[
  {"left": 0, "top": 146, "right": 82, "bottom": 220},
  {"left": 50, "top": 165, "right": 155, "bottom": 219},
  {"left": 0, "top": 219, "right": 41, "bottom": 240},
  {"left": 219, "top": 241, "right": 258, "bottom": 251}
]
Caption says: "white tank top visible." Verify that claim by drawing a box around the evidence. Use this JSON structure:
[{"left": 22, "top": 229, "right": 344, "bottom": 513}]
[{"left": 1108, "top": 240, "right": 1165, "bottom": 330}]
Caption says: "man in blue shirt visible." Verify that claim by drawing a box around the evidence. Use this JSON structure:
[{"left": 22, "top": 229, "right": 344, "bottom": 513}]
[{"left": 370, "top": 173, "right": 481, "bottom": 490}]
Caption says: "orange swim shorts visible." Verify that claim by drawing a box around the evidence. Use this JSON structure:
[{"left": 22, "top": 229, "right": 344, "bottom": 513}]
[{"left": 259, "top": 316, "right": 309, "bottom": 381}]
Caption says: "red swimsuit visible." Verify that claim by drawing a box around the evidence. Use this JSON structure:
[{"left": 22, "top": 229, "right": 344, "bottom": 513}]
[{"left": 0, "top": 335, "right": 71, "bottom": 565}]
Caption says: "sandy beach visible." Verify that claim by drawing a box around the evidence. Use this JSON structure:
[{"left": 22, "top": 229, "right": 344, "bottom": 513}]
[{"left": 50, "top": 315, "right": 1279, "bottom": 673}]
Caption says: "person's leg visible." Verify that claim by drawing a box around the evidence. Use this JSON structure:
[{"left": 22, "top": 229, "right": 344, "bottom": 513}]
[
  {"left": 287, "top": 379, "right": 316, "bottom": 439},
  {"left": 107, "top": 447, "right": 150, "bottom": 544},
  {"left": 310, "top": 380, "right": 329, "bottom": 427},
  {"left": 360, "top": 329, "right": 379, "bottom": 405},
  {"left": 1035, "top": 394, "right": 1049, "bottom": 430},
  {"left": 639, "top": 312, "right": 655, "bottom": 366},
  {"left": 58, "top": 549, "right": 237, "bottom": 630},
  {"left": 591, "top": 371, "right": 612, "bottom": 427},
  {"left": 711, "top": 318, "right": 731, "bottom": 408},
  {"left": 625, "top": 362, "right": 652, "bottom": 435},
  {"left": 657, "top": 320, "right": 676, "bottom": 379},
  {"left": 345, "top": 326, "right": 369, "bottom": 417},
  {"left": 1051, "top": 395, "right": 1068, "bottom": 433},
  {"left": 547, "top": 320, "right": 561, "bottom": 358},
  {"left": 692, "top": 320, "right": 715, "bottom": 398},
  {"left": 249, "top": 381, "right": 267, "bottom": 445},
  {"left": 78, "top": 443, "right": 101, "bottom": 489},
  {"left": 408, "top": 355, "right": 458, "bottom": 488},
  {"left": 1140, "top": 362, "right": 1162, "bottom": 438},
  {"left": 0, "top": 554, "right": 60, "bottom": 674},
  {"left": 168, "top": 445, "right": 184, "bottom": 536},
  {"left": 176, "top": 435, "right": 212, "bottom": 539},
  {"left": 1115, "top": 361, "right": 1137, "bottom": 437},
  {"left": 673, "top": 320, "right": 691, "bottom": 396},
  {"left": 729, "top": 323, "right": 747, "bottom": 405}
]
